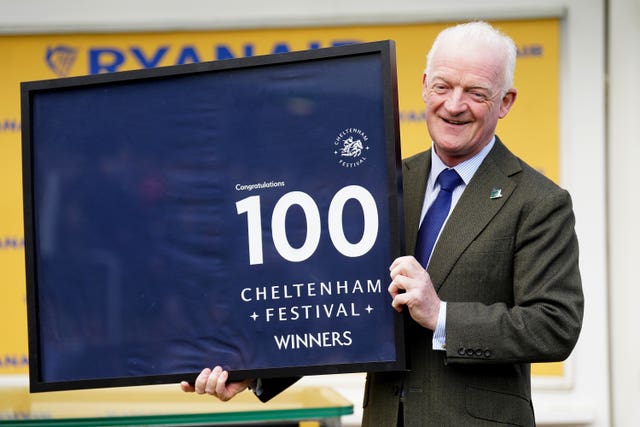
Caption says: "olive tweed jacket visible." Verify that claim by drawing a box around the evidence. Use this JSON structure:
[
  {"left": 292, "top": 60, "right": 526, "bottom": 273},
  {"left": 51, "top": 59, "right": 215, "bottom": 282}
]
[{"left": 361, "top": 137, "right": 583, "bottom": 426}]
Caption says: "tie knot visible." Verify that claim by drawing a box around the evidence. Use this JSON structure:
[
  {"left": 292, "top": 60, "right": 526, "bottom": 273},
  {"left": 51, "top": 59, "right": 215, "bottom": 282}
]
[{"left": 437, "top": 168, "right": 463, "bottom": 192}]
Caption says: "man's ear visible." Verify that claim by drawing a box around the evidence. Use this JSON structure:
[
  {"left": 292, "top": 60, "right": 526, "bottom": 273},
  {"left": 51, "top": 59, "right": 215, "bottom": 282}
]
[
  {"left": 499, "top": 89, "right": 517, "bottom": 118},
  {"left": 422, "top": 73, "right": 428, "bottom": 103}
]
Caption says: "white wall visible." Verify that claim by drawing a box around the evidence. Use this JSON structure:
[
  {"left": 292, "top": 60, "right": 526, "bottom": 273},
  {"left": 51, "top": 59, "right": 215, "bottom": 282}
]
[
  {"left": 608, "top": 0, "right": 640, "bottom": 425},
  {"left": 0, "top": 1, "right": 566, "bottom": 33},
  {"left": 1, "top": 1, "right": 615, "bottom": 426}
]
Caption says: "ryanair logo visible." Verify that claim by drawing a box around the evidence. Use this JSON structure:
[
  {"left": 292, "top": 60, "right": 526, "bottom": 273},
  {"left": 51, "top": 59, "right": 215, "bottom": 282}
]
[
  {"left": 42, "top": 40, "right": 360, "bottom": 77},
  {"left": 46, "top": 45, "right": 78, "bottom": 77}
]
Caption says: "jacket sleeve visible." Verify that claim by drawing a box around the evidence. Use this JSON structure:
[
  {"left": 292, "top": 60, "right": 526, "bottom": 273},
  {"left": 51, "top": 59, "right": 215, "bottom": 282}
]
[
  {"left": 252, "top": 376, "right": 301, "bottom": 402},
  {"left": 444, "top": 189, "right": 584, "bottom": 364}
]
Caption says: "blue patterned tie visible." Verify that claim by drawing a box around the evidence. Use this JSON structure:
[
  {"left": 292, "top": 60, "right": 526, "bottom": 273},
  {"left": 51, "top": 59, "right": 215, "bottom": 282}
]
[{"left": 415, "top": 168, "right": 463, "bottom": 267}]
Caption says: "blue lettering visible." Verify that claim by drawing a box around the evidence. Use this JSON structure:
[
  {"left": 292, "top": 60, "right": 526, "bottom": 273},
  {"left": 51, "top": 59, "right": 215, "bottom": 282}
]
[
  {"left": 517, "top": 44, "right": 543, "bottom": 57},
  {"left": 332, "top": 40, "right": 359, "bottom": 47},
  {"left": 216, "top": 45, "right": 235, "bottom": 60},
  {"left": 0, "top": 354, "right": 28, "bottom": 367},
  {"left": 176, "top": 45, "right": 201, "bottom": 65},
  {"left": 0, "top": 119, "right": 21, "bottom": 131},
  {"left": 243, "top": 44, "right": 255, "bottom": 57},
  {"left": 85, "top": 40, "right": 364, "bottom": 73},
  {"left": 89, "top": 48, "right": 126, "bottom": 74},
  {"left": 272, "top": 42, "right": 291, "bottom": 54},
  {"left": 130, "top": 45, "right": 169, "bottom": 68},
  {"left": 215, "top": 44, "right": 255, "bottom": 60},
  {"left": 0, "top": 237, "right": 25, "bottom": 249},
  {"left": 399, "top": 110, "right": 426, "bottom": 122}
]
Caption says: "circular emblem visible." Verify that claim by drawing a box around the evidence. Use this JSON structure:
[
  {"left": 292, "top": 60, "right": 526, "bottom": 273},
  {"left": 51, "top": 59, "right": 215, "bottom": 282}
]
[{"left": 333, "top": 128, "right": 370, "bottom": 168}]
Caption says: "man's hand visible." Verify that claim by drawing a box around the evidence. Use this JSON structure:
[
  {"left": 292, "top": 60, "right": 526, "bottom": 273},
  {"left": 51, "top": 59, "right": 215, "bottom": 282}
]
[
  {"left": 388, "top": 256, "right": 441, "bottom": 330},
  {"left": 180, "top": 366, "right": 253, "bottom": 402}
]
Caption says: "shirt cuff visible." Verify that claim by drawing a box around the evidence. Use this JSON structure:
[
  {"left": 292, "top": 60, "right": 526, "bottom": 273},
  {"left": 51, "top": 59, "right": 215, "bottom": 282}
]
[{"left": 432, "top": 301, "right": 447, "bottom": 351}]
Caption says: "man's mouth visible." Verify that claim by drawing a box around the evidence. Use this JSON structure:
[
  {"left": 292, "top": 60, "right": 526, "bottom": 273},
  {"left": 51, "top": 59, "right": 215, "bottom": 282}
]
[{"left": 443, "top": 118, "right": 469, "bottom": 125}]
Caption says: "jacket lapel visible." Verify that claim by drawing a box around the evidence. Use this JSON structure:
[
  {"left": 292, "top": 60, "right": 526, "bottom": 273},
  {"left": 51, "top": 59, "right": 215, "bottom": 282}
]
[
  {"left": 402, "top": 151, "right": 431, "bottom": 254},
  {"left": 426, "top": 139, "right": 522, "bottom": 291}
]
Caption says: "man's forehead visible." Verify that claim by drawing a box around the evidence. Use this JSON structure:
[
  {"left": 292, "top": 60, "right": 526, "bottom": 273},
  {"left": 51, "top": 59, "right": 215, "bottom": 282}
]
[
  {"left": 433, "top": 37, "right": 498, "bottom": 62},
  {"left": 429, "top": 46, "right": 502, "bottom": 85},
  {"left": 430, "top": 59, "right": 499, "bottom": 82}
]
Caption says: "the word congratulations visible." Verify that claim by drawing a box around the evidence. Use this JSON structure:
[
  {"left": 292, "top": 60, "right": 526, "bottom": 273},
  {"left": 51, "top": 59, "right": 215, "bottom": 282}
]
[{"left": 235, "top": 180, "right": 285, "bottom": 192}]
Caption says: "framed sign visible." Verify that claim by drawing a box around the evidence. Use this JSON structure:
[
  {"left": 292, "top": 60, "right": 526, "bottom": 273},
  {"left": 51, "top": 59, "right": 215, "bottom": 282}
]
[{"left": 22, "top": 40, "right": 405, "bottom": 392}]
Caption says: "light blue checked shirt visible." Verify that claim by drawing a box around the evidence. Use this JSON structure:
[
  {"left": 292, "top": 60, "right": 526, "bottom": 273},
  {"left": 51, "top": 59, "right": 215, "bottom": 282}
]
[{"left": 423, "top": 137, "right": 495, "bottom": 351}]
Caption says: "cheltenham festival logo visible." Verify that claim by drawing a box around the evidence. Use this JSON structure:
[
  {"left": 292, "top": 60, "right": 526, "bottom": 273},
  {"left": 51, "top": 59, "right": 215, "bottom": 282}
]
[
  {"left": 46, "top": 45, "right": 78, "bottom": 77},
  {"left": 334, "top": 128, "right": 370, "bottom": 168}
]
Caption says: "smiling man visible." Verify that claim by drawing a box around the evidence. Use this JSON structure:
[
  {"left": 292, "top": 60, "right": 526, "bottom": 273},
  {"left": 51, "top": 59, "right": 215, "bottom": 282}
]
[
  {"left": 182, "top": 21, "right": 584, "bottom": 427},
  {"left": 367, "top": 21, "right": 584, "bottom": 426}
]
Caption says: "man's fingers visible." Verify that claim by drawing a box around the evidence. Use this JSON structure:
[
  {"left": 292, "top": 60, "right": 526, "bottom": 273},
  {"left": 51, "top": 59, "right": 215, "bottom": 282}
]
[
  {"left": 389, "top": 266, "right": 413, "bottom": 297},
  {"left": 205, "top": 366, "right": 223, "bottom": 395},
  {"left": 182, "top": 366, "right": 249, "bottom": 402},
  {"left": 215, "top": 369, "right": 230, "bottom": 400},
  {"left": 389, "top": 255, "right": 414, "bottom": 271},
  {"left": 388, "top": 278, "right": 404, "bottom": 297},
  {"left": 180, "top": 381, "right": 195, "bottom": 393},
  {"left": 391, "top": 292, "right": 407, "bottom": 312},
  {"left": 390, "top": 256, "right": 424, "bottom": 285},
  {"left": 194, "top": 367, "right": 212, "bottom": 394}
]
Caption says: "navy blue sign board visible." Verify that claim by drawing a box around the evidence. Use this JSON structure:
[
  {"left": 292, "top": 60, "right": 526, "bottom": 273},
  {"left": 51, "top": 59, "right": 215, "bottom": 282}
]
[{"left": 21, "top": 40, "right": 405, "bottom": 392}]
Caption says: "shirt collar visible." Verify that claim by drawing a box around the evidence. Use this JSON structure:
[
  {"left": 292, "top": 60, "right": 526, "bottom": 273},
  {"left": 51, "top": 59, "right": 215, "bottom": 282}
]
[{"left": 430, "top": 136, "right": 496, "bottom": 186}]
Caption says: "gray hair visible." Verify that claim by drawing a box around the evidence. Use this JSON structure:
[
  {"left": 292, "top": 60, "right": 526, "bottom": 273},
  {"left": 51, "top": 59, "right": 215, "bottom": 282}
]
[{"left": 426, "top": 21, "right": 517, "bottom": 96}]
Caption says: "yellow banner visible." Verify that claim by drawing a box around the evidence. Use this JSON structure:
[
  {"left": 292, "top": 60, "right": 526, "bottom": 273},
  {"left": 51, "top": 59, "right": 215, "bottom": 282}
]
[{"left": 0, "top": 19, "right": 560, "bottom": 377}]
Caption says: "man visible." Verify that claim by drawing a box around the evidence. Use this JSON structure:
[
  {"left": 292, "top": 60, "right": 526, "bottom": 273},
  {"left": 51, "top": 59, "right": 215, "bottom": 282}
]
[{"left": 182, "top": 21, "right": 584, "bottom": 426}]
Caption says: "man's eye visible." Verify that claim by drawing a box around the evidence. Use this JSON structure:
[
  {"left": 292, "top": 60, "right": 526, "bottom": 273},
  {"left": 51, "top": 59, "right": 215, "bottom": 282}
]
[
  {"left": 470, "top": 92, "right": 488, "bottom": 101},
  {"left": 433, "top": 85, "right": 448, "bottom": 93}
]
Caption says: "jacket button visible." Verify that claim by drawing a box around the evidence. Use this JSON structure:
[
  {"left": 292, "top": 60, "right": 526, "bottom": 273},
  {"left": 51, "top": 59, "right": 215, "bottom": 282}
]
[
  {"left": 458, "top": 347, "right": 466, "bottom": 356},
  {"left": 475, "top": 349, "right": 483, "bottom": 357},
  {"left": 484, "top": 350, "right": 492, "bottom": 358},
  {"left": 466, "top": 348, "right": 475, "bottom": 356}
]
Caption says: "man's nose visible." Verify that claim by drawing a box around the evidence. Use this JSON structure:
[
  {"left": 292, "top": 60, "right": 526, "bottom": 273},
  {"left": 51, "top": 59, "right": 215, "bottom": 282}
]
[{"left": 444, "top": 88, "right": 467, "bottom": 114}]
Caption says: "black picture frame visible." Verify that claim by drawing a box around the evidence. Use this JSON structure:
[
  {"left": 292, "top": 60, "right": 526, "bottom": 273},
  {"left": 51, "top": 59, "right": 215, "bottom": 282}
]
[{"left": 22, "top": 40, "right": 405, "bottom": 392}]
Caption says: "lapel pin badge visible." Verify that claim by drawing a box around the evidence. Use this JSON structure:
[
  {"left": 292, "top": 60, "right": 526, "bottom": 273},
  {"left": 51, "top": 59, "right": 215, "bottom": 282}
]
[{"left": 490, "top": 188, "right": 503, "bottom": 199}]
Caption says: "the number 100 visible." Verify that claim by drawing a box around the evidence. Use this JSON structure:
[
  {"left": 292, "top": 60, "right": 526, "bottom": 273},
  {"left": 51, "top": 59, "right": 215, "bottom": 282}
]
[{"left": 236, "top": 185, "right": 379, "bottom": 265}]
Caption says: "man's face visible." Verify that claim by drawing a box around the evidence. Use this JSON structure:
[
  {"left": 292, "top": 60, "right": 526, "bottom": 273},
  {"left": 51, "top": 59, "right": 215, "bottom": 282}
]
[{"left": 423, "top": 42, "right": 516, "bottom": 166}]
